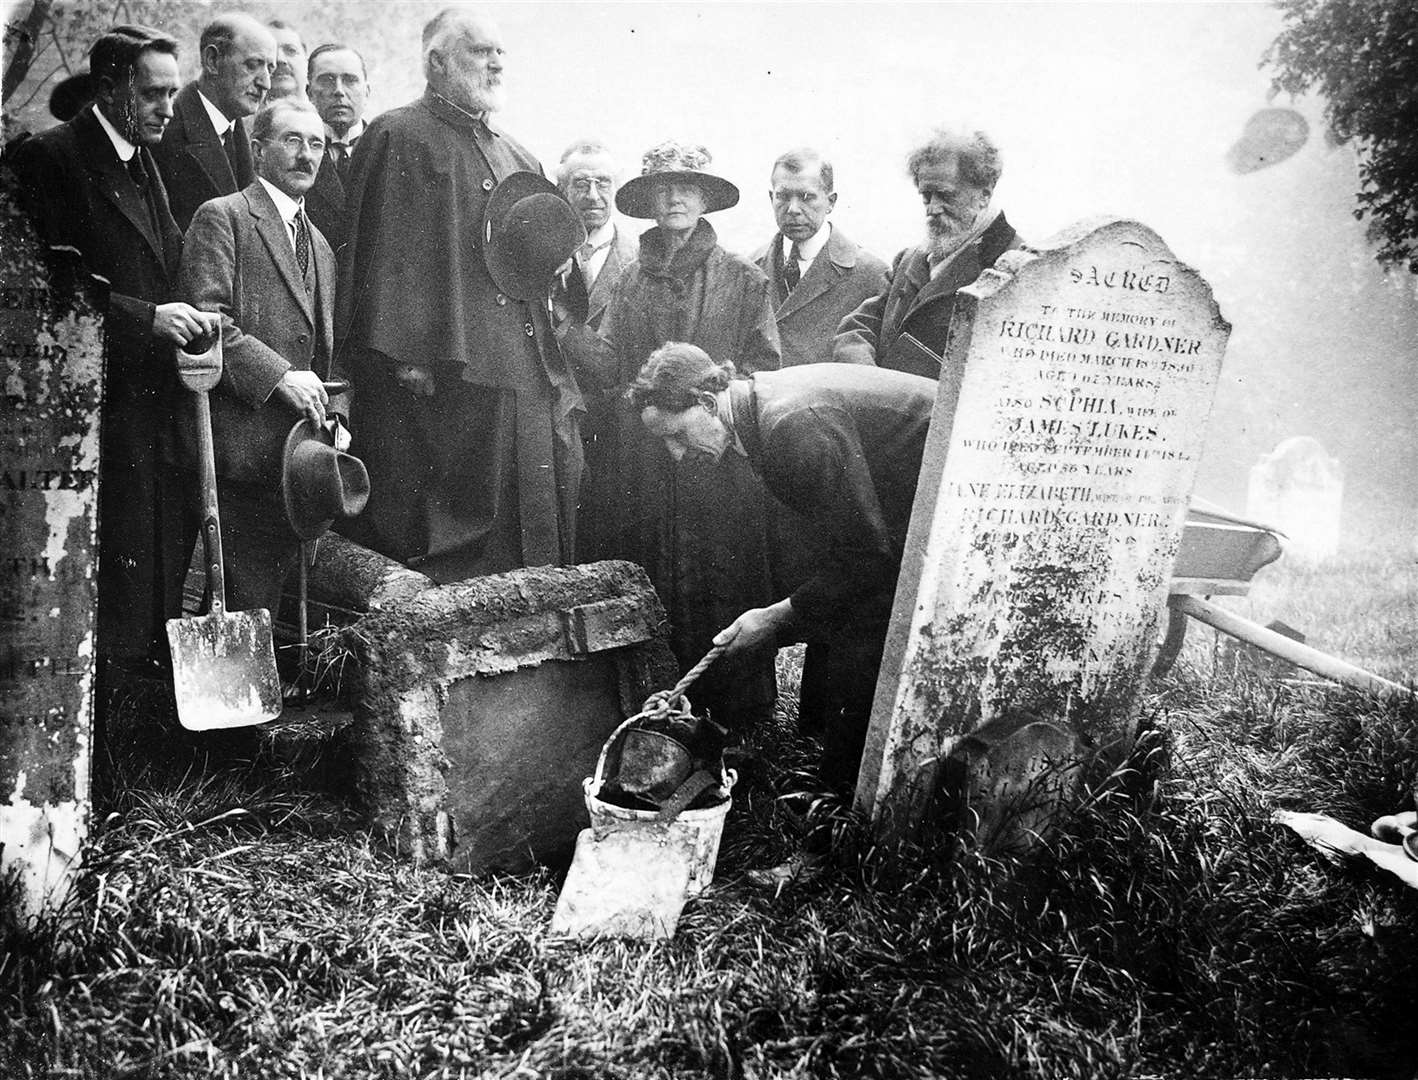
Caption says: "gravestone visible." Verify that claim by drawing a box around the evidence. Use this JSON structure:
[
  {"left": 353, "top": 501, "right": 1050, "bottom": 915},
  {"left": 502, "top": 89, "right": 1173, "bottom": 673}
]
[
  {"left": 857, "top": 218, "right": 1230, "bottom": 843},
  {"left": 0, "top": 172, "right": 106, "bottom": 922},
  {"left": 1246, "top": 436, "right": 1342, "bottom": 564}
]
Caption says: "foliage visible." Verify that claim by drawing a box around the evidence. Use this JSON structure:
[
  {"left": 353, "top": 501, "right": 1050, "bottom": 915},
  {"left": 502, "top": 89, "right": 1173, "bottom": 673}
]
[
  {"left": 2, "top": 553, "right": 1416, "bottom": 1078},
  {"left": 1265, "top": 0, "right": 1418, "bottom": 272}
]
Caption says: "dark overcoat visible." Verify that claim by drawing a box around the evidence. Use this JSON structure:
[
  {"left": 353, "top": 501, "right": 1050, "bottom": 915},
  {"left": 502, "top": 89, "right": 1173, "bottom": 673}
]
[
  {"left": 730, "top": 365, "right": 935, "bottom": 630},
  {"left": 751, "top": 225, "right": 889, "bottom": 368},
  {"left": 9, "top": 107, "right": 189, "bottom": 662},
  {"left": 303, "top": 150, "right": 348, "bottom": 256},
  {"left": 335, "top": 90, "right": 582, "bottom": 578},
  {"left": 151, "top": 83, "right": 255, "bottom": 231},
  {"left": 574, "top": 219, "right": 781, "bottom": 726},
  {"left": 833, "top": 212, "right": 1021, "bottom": 377}
]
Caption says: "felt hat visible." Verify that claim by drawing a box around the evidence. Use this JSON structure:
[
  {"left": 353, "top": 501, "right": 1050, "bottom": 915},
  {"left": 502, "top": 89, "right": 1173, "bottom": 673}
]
[
  {"left": 616, "top": 140, "right": 739, "bottom": 220},
  {"left": 282, "top": 419, "right": 371, "bottom": 541},
  {"left": 50, "top": 71, "right": 94, "bottom": 123},
  {"left": 483, "top": 171, "right": 586, "bottom": 301}
]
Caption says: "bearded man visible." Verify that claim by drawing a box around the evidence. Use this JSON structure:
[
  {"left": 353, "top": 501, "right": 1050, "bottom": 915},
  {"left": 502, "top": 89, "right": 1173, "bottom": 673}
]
[
  {"left": 336, "top": 8, "right": 582, "bottom": 581},
  {"left": 832, "top": 127, "right": 1023, "bottom": 379}
]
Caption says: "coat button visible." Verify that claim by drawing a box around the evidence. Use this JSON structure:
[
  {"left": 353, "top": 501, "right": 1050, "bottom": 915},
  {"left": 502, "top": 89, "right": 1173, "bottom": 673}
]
[
  {"left": 482, "top": 178, "right": 494, "bottom": 192},
  {"left": 297, "top": 333, "right": 308, "bottom": 343},
  {"left": 523, "top": 322, "right": 534, "bottom": 337},
  {"left": 496, "top": 293, "right": 507, "bottom": 306}
]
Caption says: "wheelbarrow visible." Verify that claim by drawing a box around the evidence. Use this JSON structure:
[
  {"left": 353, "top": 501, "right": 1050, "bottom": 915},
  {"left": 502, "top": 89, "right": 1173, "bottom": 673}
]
[{"left": 1157, "top": 497, "right": 1412, "bottom": 700}]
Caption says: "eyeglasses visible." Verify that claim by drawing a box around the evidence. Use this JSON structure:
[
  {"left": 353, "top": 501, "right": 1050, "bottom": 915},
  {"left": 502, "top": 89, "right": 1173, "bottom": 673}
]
[
  {"left": 265, "top": 134, "right": 327, "bottom": 155},
  {"left": 569, "top": 177, "right": 614, "bottom": 195}
]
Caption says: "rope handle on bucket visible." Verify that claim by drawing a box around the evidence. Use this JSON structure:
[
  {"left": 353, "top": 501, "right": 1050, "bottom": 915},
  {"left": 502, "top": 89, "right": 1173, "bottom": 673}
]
[{"left": 591, "top": 642, "right": 730, "bottom": 793}]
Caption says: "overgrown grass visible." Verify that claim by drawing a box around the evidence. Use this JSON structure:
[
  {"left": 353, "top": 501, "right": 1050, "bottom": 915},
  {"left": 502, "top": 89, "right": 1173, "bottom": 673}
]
[{"left": 3, "top": 550, "right": 1416, "bottom": 1078}]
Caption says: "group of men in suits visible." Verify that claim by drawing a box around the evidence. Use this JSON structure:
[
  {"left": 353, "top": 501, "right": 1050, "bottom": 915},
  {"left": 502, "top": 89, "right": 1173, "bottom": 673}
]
[
  {"left": 7, "top": 4, "right": 1016, "bottom": 753},
  {"left": 7, "top": 14, "right": 363, "bottom": 705}
]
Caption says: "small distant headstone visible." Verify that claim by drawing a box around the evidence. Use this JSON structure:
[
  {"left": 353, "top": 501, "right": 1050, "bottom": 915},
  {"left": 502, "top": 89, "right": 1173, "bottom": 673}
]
[
  {"left": 1246, "top": 436, "right": 1342, "bottom": 564},
  {"left": 0, "top": 171, "right": 105, "bottom": 922},
  {"left": 857, "top": 218, "right": 1230, "bottom": 843}
]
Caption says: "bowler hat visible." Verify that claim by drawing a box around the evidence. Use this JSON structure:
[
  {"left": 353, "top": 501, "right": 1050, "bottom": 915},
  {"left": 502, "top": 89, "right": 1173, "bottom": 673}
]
[
  {"left": 616, "top": 140, "right": 739, "bottom": 220},
  {"left": 282, "top": 419, "right": 371, "bottom": 541},
  {"left": 483, "top": 172, "right": 586, "bottom": 301}
]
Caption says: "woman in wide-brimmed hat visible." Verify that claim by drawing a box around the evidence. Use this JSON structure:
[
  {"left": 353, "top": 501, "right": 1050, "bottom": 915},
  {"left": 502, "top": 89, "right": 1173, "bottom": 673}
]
[{"left": 567, "top": 139, "right": 781, "bottom": 730}]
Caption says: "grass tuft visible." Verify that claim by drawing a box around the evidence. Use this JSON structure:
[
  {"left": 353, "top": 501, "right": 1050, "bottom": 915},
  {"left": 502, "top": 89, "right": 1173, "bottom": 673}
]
[{"left": 3, "top": 550, "right": 1416, "bottom": 1078}]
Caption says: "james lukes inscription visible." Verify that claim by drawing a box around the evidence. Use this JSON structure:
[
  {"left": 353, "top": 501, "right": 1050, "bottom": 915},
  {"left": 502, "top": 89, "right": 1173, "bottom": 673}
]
[
  {"left": 0, "top": 172, "right": 105, "bottom": 921},
  {"left": 858, "top": 218, "right": 1230, "bottom": 836}
]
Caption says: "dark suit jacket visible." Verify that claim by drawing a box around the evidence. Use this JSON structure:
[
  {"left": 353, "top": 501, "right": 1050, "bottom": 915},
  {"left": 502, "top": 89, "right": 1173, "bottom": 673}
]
[
  {"left": 752, "top": 225, "right": 889, "bottom": 367},
  {"left": 305, "top": 149, "right": 348, "bottom": 255},
  {"left": 177, "top": 180, "right": 337, "bottom": 487},
  {"left": 8, "top": 107, "right": 183, "bottom": 447},
  {"left": 833, "top": 212, "right": 1022, "bottom": 377},
  {"left": 152, "top": 82, "right": 255, "bottom": 231},
  {"left": 729, "top": 364, "right": 936, "bottom": 632}
]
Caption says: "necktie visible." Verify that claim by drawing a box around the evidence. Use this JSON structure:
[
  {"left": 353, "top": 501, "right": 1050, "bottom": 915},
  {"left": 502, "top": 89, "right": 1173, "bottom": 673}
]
[
  {"left": 294, "top": 212, "right": 310, "bottom": 277},
  {"left": 782, "top": 241, "right": 802, "bottom": 295},
  {"left": 221, "top": 125, "right": 240, "bottom": 182},
  {"left": 127, "top": 154, "right": 148, "bottom": 192},
  {"left": 332, "top": 142, "right": 352, "bottom": 186}
]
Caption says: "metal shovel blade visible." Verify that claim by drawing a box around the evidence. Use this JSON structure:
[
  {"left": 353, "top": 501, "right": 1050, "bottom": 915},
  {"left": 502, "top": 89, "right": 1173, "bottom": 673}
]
[{"left": 166, "top": 607, "right": 282, "bottom": 730}]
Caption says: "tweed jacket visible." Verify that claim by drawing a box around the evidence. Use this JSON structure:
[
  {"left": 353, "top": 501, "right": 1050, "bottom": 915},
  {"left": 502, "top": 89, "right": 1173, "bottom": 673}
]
[
  {"left": 752, "top": 225, "right": 889, "bottom": 367},
  {"left": 177, "top": 180, "right": 337, "bottom": 487},
  {"left": 152, "top": 82, "right": 255, "bottom": 231},
  {"left": 833, "top": 212, "right": 1021, "bottom": 377}
]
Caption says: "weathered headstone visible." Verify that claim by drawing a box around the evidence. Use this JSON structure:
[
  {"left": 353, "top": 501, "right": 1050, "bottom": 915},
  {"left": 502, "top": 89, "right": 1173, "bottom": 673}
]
[
  {"left": 0, "top": 172, "right": 106, "bottom": 921},
  {"left": 857, "top": 218, "right": 1230, "bottom": 843},
  {"left": 1246, "top": 436, "right": 1342, "bottom": 564}
]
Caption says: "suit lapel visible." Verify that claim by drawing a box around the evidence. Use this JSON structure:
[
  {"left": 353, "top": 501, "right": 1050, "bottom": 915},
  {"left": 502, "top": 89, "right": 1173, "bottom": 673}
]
[
  {"left": 586, "top": 226, "right": 634, "bottom": 324},
  {"left": 74, "top": 111, "right": 166, "bottom": 266},
  {"left": 777, "top": 241, "right": 837, "bottom": 321},
  {"left": 177, "top": 86, "right": 238, "bottom": 193},
  {"left": 246, "top": 183, "right": 314, "bottom": 325}
]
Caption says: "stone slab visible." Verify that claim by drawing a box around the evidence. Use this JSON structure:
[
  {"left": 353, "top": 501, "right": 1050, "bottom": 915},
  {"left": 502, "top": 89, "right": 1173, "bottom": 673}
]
[
  {"left": 338, "top": 559, "right": 678, "bottom": 871},
  {"left": 858, "top": 218, "right": 1230, "bottom": 835},
  {"left": 0, "top": 172, "right": 105, "bottom": 922}
]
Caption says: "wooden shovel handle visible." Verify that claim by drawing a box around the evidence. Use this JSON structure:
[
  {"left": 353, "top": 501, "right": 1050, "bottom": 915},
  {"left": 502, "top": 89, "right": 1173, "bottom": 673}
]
[{"left": 193, "top": 387, "right": 226, "bottom": 615}]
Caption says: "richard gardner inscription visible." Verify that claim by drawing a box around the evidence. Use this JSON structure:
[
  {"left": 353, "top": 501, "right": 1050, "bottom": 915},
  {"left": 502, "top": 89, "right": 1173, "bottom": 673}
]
[
  {"left": 0, "top": 173, "right": 105, "bottom": 922},
  {"left": 857, "top": 218, "right": 1230, "bottom": 840}
]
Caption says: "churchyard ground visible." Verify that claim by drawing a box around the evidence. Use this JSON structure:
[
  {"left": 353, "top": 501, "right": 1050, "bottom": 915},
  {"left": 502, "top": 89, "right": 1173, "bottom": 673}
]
[{"left": 2, "top": 544, "right": 1415, "bottom": 1079}]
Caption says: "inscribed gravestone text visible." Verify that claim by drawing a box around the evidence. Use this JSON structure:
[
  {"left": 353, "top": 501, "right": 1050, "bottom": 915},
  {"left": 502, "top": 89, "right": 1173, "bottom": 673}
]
[
  {"left": 0, "top": 175, "right": 105, "bottom": 920},
  {"left": 857, "top": 218, "right": 1230, "bottom": 833}
]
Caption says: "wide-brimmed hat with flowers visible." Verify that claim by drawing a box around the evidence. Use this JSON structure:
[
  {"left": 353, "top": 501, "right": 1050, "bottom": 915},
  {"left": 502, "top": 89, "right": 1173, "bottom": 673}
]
[{"left": 615, "top": 140, "right": 739, "bottom": 220}]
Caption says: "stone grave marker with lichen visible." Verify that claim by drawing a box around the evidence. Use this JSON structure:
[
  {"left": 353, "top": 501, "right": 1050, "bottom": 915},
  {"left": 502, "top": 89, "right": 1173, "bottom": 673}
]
[
  {"left": 0, "top": 170, "right": 106, "bottom": 922},
  {"left": 855, "top": 218, "right": 1230, "bottom": 845}
]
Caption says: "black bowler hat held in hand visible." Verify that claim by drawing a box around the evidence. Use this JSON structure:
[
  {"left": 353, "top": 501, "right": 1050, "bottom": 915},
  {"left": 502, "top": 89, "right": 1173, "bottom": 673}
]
[
  {"left": 483, "top": 171, "right": 586, "bottom": 302},
  {"left": 282, "top": 419, "right": 371, "bottom": 541}
]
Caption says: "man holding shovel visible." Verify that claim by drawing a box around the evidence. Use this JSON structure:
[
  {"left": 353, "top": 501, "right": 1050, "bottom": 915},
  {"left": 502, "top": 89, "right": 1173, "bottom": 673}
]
[
  {"left": 176, "top": 97, "right": 348, "bottom": 619},
  {"left": 10, "top": 25, "right": 221, "bottom": 695}
]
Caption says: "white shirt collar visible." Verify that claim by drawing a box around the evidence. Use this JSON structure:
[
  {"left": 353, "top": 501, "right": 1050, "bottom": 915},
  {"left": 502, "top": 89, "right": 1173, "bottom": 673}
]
[
  {"left": 258, "top": 176, "right": 304, "bottom": 224},
  {"left": 717, "top": 387, "right": 748, "bottom": 458},
  {"left": 197, "top": 89, "right": 235, "bottom": 137},
  {"left": 781, "top": 220, "right": 831, "bottom": 268},
  {"left": 91, "top": 104, "right": 137, "bottom": 162},
  {"left": 325, "top": 118, "right": 365, "bottom": 146}
]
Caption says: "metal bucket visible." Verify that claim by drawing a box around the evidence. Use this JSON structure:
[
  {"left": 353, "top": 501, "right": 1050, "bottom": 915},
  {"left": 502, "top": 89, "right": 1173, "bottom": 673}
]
[
  {"left": 549, "top": 711, "right": 735, "bottom": 939},
  {"left": 583, "top": 770, "right": 736, "bottom": 897}
]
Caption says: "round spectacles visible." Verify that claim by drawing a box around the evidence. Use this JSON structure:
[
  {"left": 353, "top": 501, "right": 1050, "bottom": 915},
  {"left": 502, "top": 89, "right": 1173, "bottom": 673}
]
[{"left": 266, "top": 134, "right": 327, "bottom": 155}]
